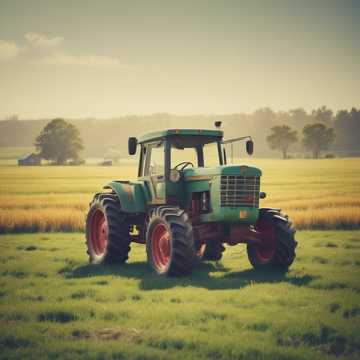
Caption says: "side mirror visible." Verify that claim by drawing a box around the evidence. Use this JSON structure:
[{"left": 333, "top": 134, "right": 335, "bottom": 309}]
[
  {"left": 128, "top": 137, "right": 137, "bottom": 155},
  {"left": 246, "top": 140, "right": 254, "bottom": 155}
]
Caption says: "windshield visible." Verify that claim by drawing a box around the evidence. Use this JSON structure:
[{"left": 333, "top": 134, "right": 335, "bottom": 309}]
[
  {"left": 170, "top": 142, "right": 221, "bottom": 169},
  {"left": 171, "top": 147, "right": 198, "bottom": 169}
]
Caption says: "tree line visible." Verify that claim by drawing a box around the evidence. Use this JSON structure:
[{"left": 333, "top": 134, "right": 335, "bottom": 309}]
[{"left": 0, "top": 106, "right": 359, "bottom": 160}]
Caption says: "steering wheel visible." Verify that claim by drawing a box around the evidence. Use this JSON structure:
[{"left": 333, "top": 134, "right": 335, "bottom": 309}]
[{"left": 173, "top": 161, "right": 194, "bottom": 171}]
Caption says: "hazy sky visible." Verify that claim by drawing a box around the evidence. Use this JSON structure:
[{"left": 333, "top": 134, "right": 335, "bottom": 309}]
[{"left": 0, "top": 0, "right": 359, "bottom": 118}]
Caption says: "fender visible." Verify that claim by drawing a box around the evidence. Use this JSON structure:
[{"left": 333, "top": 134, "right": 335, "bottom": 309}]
[{"left": 103, "top": 181, "right": 147, "bottom": 213}]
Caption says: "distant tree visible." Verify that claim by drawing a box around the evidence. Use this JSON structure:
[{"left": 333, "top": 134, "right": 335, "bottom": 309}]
[
  {"left": 266, "top": 125, "right": 298, "bottom": 159},
  {"left": 288, "top": 108, "right": 310, "bottom": 128},
  {"left": 334, "top": 107, "right": 360, "bottom": 153},
  {"left": 311, "top": 106, "right": 333, "bottom": 123},
  {"left": 35, "top": 118, "right": 84, "bottom": 164},
  {"left": 253, "top": 107, "right": 277, "bottom": 126},
  {"left": 302, "top": 123, "right": 335, "bottom": 158},
  {"left": 276, "top": 111, "right": 291, "bottom": 125},
  {"left": 289, "top": 108, "right": 307, "bottom": 120}
]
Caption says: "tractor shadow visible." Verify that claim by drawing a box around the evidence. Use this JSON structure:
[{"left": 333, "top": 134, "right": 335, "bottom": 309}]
[{"left": 69, "top": 261, "right": 314, "bottom": 291}]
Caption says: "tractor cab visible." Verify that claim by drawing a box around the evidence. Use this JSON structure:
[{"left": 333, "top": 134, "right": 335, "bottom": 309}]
[
  {"left": 131, "top": 129, "right": 224, "bottom": 204},
  {"left": 128, "top": 129, "right": 257, "bottom": 217}
]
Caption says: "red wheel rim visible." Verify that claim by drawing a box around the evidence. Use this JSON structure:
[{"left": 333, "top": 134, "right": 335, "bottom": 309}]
[
  {"left": 151, "top": 223, "right": 171, "bottom": 270},
  {"left": 254, "top": 220, "right": 277, "bottom": 262},
  {"left": 90, "top": 209, "right": 108, "bottom": 255}
]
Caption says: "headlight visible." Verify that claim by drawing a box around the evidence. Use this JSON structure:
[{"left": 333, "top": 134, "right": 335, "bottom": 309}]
[{"left": 169, "top": 169, "right": 181, "bottom": 182}]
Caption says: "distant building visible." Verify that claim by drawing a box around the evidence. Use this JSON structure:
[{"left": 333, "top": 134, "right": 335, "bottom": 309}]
[
  {"left": 18, "top": 153, "right": 41, "bottom": 166},
  {"left": 100, "top": 159, "right": 113, "bottom": 166}
]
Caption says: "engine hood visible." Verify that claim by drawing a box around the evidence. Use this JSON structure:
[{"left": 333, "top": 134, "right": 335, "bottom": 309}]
[{"left": 183, "top": 165, "right": 261, "bottom": 181}]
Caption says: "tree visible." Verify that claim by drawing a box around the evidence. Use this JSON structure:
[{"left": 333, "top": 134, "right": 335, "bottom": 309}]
[
  {"left": 266, "top": 125, "right": 298, "bottom": 159},
  {"left": 311, "top": 106, "right": 333, "bottom": 124},
  {"left": 35, "top": 118, "right": 84, "bottom": 164},
  {"left": 302, "top": 123, "right": 335, "bottom": 158},
  {"left": 334, "top": 108, "right": 360, "bottom": 152},
  {"left": 288, "top": 108, "right": 310, "bottom": 129}
]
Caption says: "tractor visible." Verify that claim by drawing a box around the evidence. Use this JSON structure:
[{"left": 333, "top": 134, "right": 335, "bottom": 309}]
[{"left": 85, "top": 125, "right": 297, "bottom": 276}]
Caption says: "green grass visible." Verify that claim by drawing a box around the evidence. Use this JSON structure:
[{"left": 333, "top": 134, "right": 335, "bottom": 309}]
[{"left": 0, "top": 231, "right": 359, "bottom": 359}]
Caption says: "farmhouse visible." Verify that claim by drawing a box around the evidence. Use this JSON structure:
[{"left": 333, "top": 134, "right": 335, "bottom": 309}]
[
  {"left": 18, "top": 153, "right": 41, "bottom": 166},
  {"left": 100, "top": 159, "right": 113, "bottom": 166}
]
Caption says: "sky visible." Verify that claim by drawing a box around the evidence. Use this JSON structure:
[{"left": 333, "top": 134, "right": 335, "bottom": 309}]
[{"left": 0, "top": 0, "right": 359, "bottom": 119}]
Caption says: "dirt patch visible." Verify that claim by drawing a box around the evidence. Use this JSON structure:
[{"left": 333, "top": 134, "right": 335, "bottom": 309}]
[{"left": 72, "top": 327, "right": 141, "bottom": 342}]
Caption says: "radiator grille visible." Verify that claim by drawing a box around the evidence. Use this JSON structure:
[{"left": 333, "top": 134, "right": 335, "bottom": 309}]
[{"left": 220, "top": 175, "right": 260, "bottom": 207}]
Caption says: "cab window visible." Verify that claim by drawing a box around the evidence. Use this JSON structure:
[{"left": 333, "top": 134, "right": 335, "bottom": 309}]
[
  {"left": 203, "top": 142, "right": 221, "bottom": 167},
  {"left": 144, "top": 141, "right": 164, "bottom": 176},
  {"left": 171, "top": 147, "right": 198, "bottom": 169}
]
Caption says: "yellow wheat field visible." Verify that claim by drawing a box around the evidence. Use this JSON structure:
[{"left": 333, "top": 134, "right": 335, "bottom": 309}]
[{"left": 0, "top": 159, "right": 359, "bottom": 232}]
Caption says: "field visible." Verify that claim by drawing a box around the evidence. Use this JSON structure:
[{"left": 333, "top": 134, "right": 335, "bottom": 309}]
[
  {"left": 0, "top": 156, "right": 360, "bottom": 359},
  {"left": 0, "top": 231, "right": 359, "bottom": 359},
  {"left": 0, "top": 158, "right": 360, "bottom": 233}
]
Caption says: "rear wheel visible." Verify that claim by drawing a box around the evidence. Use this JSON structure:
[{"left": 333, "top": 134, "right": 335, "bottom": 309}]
[
  {"left": 86, "top": 194, "right": 131, "bottom": 264},
  {"left": 247, "top": 208, "right": 297, "bottom": 270},
  {"left": 146, "top": 206, "right": 195, "bottom": 276}
]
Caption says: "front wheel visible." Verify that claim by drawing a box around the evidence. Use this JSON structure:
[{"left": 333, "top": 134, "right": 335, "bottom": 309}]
[
  {"left": 85, "top": 194, "right": 131, "bottom": 264},
  {"left": 146, "top": 206, "right": 195, "bottom": 276},
  {"left": 247, "top": 208, "right": 297, "bottom": 270}
]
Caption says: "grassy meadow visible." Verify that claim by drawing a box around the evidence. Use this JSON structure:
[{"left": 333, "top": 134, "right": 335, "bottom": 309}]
[
  {"left": 0, "top": 158, "right": 360, "bottom": 233},
  {"left": 0, "top": 154, "right": 360, "bottom": 359},
  {"left": 0, "top": 231, "right": 359, "bottom": 359}
]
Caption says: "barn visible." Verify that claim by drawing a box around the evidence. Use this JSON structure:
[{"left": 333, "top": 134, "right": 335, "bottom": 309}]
[{"left": 18, "top": 153, "right": 41, "bottom": 166}]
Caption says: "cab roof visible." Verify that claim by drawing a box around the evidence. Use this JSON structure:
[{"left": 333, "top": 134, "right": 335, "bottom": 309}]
[{"left": 138, "top": 129, "right": 223, "bottom": 144}]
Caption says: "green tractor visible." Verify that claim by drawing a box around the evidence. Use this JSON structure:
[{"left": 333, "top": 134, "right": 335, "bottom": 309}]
[{"left": 85, "top": 126, "right": 297, "bottom": 276}]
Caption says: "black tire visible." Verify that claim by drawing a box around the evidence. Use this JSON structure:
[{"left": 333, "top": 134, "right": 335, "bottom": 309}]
[
  {"left": 146, "top": 206, "right": 195, "bottom": 276},
  {"left": 247, "top": 208, "right": 297, "bottom": 270},
  {"left": 85, "top": 193, "right": 131, "bottom": 264},
  {"left": 201, "top": 242, "right": 225, "bottom": 261}
]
